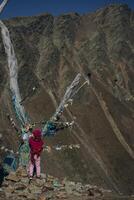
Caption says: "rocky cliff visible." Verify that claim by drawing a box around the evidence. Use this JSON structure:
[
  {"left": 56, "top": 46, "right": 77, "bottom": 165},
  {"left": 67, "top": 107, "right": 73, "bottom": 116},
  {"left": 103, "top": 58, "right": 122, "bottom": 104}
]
[{"left": 0, "top": 3, "right": 134, "bottom": 195}]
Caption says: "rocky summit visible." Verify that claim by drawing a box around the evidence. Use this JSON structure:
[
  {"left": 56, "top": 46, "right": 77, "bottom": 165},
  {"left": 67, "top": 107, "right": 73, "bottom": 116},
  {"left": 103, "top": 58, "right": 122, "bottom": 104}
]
[
  {"left": 0, "top": 167, "right": 134, "bottom": 200},
  {"left": 0, "top": 3, "right": 134, "bottom": 196}
]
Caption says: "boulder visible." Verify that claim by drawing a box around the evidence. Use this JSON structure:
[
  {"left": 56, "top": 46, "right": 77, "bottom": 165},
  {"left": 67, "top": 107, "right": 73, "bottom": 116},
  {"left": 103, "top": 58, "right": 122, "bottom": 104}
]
[
  {"left": 16, "top": 166, "right": 28, "bottom": 178},
  {"left": 5, "top": 172, "right": 20, "bottom": 182},
  {"left": 14, "top": 182, "right": 27, "bottom": 190},
  {"left": 56, "top": 191, "right": 67, "bottom": 199}
]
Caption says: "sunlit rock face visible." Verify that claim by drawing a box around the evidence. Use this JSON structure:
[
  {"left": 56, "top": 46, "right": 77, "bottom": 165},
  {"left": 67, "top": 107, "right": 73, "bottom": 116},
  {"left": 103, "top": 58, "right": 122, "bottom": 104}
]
[{"left": 0, "top": 4, "right": 134, "bottom": 195}]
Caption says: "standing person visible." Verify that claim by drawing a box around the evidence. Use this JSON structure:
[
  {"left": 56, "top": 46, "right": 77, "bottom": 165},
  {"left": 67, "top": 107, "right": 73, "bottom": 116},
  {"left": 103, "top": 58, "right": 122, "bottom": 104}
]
[{"left": 28, "top": 129, "right": 44, "bottom": 180}]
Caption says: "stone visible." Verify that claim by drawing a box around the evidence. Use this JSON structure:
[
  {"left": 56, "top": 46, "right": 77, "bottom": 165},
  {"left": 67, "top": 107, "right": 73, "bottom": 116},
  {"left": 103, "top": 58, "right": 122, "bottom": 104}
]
[
  {"left": 94, "top": 188, "right": 103, "bottom": 197},
  {"left": 34, "top": 178, "right": 45, "bottom": 187},
  {"left": 28, "top": 184, "right": 42, "bottom": 194},
  {"left": 56, "top": 191, "right": 67, "bottom": 199},
  {"left": 0, "top": 189, "right": 6, "bottom": 199},
  {"left": 14, "top": 182, "right": 27, "bottom": 190},
  {"left": 18, "top": 191, "right": 29, "bottom": 198},
  {"left": 84, "top": 184, "right": 92, "bottom": 190},
  {"left": 62, "top": 178, "right": 68, "bottom": 186},
  {"left": 42, "top": 183, "right": 54, "bottom": 192},
  {"left": 87, "top": 187, "right": 103, "bottom": 197},
  {"left": 1, "top": 171, "right": 128, "bottom": 200},
  {"left": 87, "top": 188, "right": 95, "bottom": 196},
  {"left": 16, "top": 166, "right": 28, "bottom": 177},
  {"left": 27, "top": 194, "right": 37, "bottom": 200},
  {"left": 4, "top": 185, "right": 14, "bottom": 193},
  {"left": 46, "top": 175, "right": 55, "bottom": 182},
  {"left": 5, "top": 172, "right": 20, "bottom": 182},
  {"left": 21, "top": 177, "right": 29, "bottom": 184},
  {"left": 4, "top": 186, "right": 15, "bottom": 199},
  {"left": 38, "top": 194, "right": 46, "bottom": 200},
  {"left": 56, "top": 186, "right": 65, "bottom": 191},
  {"left": 73, "top": 191, "right": 82, "bottom": 197},
  {"left": 2, "top": 181, "right": 9, "bottom": 187},
  {"left": 45, "top": 191, "right": 54, "bottom": 199},
  {"left": 75, "top": 182, "right": 84, "bottom": 193},
  {"left": 64, "top": 181, "right": 76, "bottom": 194}
]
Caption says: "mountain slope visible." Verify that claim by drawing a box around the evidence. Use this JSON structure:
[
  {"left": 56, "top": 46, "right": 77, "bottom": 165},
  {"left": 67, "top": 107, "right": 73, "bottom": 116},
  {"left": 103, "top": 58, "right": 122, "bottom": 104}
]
[{"left": 0, "top": 4, "right": 134, "bottom": 194}]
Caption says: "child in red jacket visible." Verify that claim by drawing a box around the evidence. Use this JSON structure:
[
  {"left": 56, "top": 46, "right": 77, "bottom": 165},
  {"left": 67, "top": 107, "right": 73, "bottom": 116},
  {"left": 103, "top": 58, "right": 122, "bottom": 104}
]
[{"left": 28, "top": 129, "right": 44, "bottom": 179}]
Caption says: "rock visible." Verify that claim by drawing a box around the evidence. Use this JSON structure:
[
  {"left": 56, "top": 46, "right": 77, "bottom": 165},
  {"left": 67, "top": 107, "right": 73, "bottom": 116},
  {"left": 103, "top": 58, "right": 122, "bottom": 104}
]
[
  {"left": 44, "top": 191, "right": 54, "bottom": 199},
  {"left": 16, "top": 166, "right": 28, "bottom": 177},
  {"left": 42, "top": 183, "right": 54, "bottom": 192},
  {"left": 4, "top": 185, "right": 14, "bottom": 193},
  {"left": 5, "top": 172, "right": 20, "bottom": 182},
  {"left": 88, "top": 188, "right": 94, "bottom": 196},
  {"left": 34, "top": 178, "right": 45, "bottom": 187},
  {"left": 56, "top": 186, "right": 65, "bottom": 191},
  {"left": 38, "top": 194, "right": 46, "bottom": 200},
  {"left": 0, "top": 189, "right": 6, "bottom": 199},
  {"left": 62, "top": 178, "right": 68, "bottom": 186},
  {"left": 75, "top": 182, "right": 83, "bottom": 193},
  {"left": 21, "top": 177, "right": 29, "bottom": 184},
  {"left": 27, "top": 193, "right": 37, "bottom": 200},
  {"left": 15, "top": 189, "right": 34, "bottom": 199},
  {"left": 28, "top": 184, "right": 42, "bottom": 194},
  {"left": 72, "top": 191, "right": 82, "bottom": 197},
  {"left": 56, "top": 191, "right": 67, "bottom": 199},
  {"left": 84, "top": 184, "right": 92, "bottom": 190},
  {"left": 46, "top": 175, "right": 55, "bottom": 182},
  {"left": 14, "top": 182, "right": 27, "bottom": 190},
  {"left": 64, "top": 181, "right": 75, "bottom": 194},
  {"left": 17, "top": 191, "right": 29, "bottom": 198},
  {"left": 87, "top": 187, "right": 103, "bottom": 197},
  {"left": 94, "top": 188, "right": 103, "bottom": 197},
  {"left": 2, "top": 181, "right": 9, "bottom": 187},
  {"left": 1, "top": 169, "right": 128, "bottom": 200},
  {"left": 4, "top": 185, "right": 15, "bottom": 198}
]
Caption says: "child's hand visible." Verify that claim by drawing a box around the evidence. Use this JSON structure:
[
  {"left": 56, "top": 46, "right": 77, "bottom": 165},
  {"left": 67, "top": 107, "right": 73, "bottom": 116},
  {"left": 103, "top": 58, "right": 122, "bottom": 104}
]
[{"left": 45, "top": 146, "right": 51, "bottom": 153}]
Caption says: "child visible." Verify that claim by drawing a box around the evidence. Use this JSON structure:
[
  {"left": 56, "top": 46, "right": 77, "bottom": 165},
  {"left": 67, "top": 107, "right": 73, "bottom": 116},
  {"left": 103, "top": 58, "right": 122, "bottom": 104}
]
[{"left": 28, "top": 129, "right": 44, "bottom": 179}]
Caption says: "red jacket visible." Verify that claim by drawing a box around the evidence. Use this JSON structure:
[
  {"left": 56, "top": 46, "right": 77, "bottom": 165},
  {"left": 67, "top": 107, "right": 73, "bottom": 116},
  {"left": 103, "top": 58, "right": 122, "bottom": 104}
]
[{"left": 29, "top": 129, "right": 44, "bottom": 162}]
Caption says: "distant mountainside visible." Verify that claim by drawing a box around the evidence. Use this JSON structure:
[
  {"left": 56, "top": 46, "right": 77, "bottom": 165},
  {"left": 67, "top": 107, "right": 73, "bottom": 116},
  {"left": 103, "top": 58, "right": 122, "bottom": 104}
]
[{"left": 0, "top": 3, "right": 134, "bottom": 194}]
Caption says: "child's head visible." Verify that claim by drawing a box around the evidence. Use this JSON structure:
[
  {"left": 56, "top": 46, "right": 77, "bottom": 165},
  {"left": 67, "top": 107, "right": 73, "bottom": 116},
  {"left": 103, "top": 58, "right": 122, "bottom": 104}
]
[{"left": 32, "top": 129, "right": 42, "bottom": 140}]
